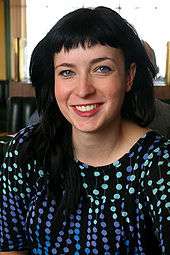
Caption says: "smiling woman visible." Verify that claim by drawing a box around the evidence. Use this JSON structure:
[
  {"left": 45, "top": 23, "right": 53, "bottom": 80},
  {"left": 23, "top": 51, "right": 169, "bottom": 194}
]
[{"left": 0, "top": 5, "right": 170, "bottom": 254}]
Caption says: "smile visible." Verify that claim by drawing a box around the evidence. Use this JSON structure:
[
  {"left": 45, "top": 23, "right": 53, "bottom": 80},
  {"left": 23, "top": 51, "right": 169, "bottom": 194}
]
[{"left": 75, "top": 104, "right": 97, "bottom": 112}]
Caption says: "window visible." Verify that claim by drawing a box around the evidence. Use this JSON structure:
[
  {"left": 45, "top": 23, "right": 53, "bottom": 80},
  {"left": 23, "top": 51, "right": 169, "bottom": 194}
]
[{"left": 25, "top": 0, "right": 170, "bottom": 82}]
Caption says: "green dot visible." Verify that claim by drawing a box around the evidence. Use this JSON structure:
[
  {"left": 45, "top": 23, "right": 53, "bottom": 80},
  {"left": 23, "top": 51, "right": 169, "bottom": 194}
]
[
  {"left": 26, "top": 187, "right": 31, "bottom": 193},
  {"left": 18, "top": 180, "right": 23, "bottom": 185},
  {"left": 94, "top": 171, "right": 100, "bottom": 177},
  {"left": 111, "top": 206, "right": 116, "bottom": 212},
  {"left": 8, "top": 166, "right": 12, "bottom": 172},
  {"left": 83, "top": 183, "right": 88, "bottom": 189},
  {"left": 13, "top": 187, "right": 18, "bottom": 192},
  {"left": 165, "top": 202, "right": 170, "bottom": 208},
  {"left": 95, "top": 208, "right": 99, "bottom": 214},
  {"left": 89, "top": 208, "right": 92, "bottom": 213},
  {"left": 14, "top": 175, "right": 18, "bottom": 180},
  {"left": 157, "top": 200, "right": 161, "bottom": 207},
  {"left": 112, "top": 213, "right": 117, "bottom": 219},
  {"left": 93, "top": 189, "right": 99, "bottom": 195},
  {"left": 129, "top": 187, "right": 135, "bottom": 194},
  {"left": 134, "top": 163, "right": 138, "bottom": 170},
  {"left": 116, "top": 184, "right": 122, "bottom": 190},
  {"left": 157, "top": 178, "right": 164, "bottom": 185},
  {"left": 114, "top": 194, "right": 120, "bottom": 199},
  {"left": 130, "top": 175, "right": 135, "bottom": 181},
  {"left": 148, "top": 180, "right": 152, "bottom": 186},
  {"left": 93, "top": 219, "right": 97, "bottom": 224},
  {"left": 159, "top": 185, "right": 165, "bottom": 191},
  {"left": 122, "top": 211, "right": 128, "bottom": 217},
  {"left": 161, "top": 194, "right": 167, "bottom": 200},
  {"left": 38, "top": 170, "right": 44, "bottom": 177},
  {"left": 103, "top": 175, "right": 109, "bottom": 181},
  {"left": 3, "top": 176, "right": 6, "bottom": 181},
  {"left": 138, "top": 203, "right": 143, "bottom": 209},
  {"left": 153, "top": 188, "right": 158, "bottom": 195},
  {"left": 18, "top": 173, "right": 22, "bottom": 178},
  {"left": 101, "top": 184, "right": 108, "bottom": 190},
  {"left": 3, "top": 163, "right": 6, "bottom": 168},
  {"left": 116, "top": 172, "right": 122, "bottom": 178}
]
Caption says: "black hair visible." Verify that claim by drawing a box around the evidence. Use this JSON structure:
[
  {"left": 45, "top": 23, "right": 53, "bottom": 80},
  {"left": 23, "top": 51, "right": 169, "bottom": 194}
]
[{"left": 23, "top": 6, "right": 156, "bottom": 217}]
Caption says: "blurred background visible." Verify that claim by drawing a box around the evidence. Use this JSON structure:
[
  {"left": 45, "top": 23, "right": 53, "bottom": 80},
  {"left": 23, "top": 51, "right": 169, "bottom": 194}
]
[{"left": 0, "top": 0, "right": 170, "bottom": 159}]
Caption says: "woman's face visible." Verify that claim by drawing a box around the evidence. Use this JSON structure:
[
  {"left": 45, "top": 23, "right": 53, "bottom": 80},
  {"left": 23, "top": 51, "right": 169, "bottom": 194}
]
[{"left": 54, "top": 44, "right": 136, "bottom": 134}]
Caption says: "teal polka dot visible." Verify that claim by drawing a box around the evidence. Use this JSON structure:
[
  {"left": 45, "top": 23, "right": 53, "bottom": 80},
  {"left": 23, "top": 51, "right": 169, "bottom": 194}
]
[
  {"left": 80, "top": 172, "right": 85, "bottom": 177},
  {"left": 116, "top": 172, "right": 122, "bottom": 178},
  {"left": 157, "top": 178, "right": 164, "bottom": 185},
  {"left": 134, "top": 163, "right": 138, "bottom": 170},
  {"left": 111, "top": 206, "right": 116, "bottom": 212},
  {"left": 2, "top": 163, "right": 6, "bottom": 168},
  {"left": 148, "top": 180, "right": 152, "bottom": 186},
  {"left": 130, "top": 175, "right": 135, "bottom": 181},
  {"left": 94, "top": 171, "right": 100, "bottom": 177},
  {"left": 83, "top": 183, "right": 88, "bottom": 189},
  {"left": 122, "top": 211, "right": 128, "bottom": 217},
  {"left": 101, "top": 184, "right": 108, "bottom": 190},
  {"left": 103, "top": 175, "right": 109, "bottom": 181},
  {"left": 153, "top": 188, "right": 158, "bottom": 195},
  {"left": 93, "top": 189, "right": 99, "bottom": 195},
  {"left": 112, "top": 213, "right": 118, "bottom": 219},
  {"left": 159, "top": 185, "right": 165, "bottom": 191},
  {"left": 38, "top": 170, "right": 44, "bottom": 177},
  {"left": 165, "top": 202, "right": 170, "bottom": 208},
  {"left": 8, "top": 166, "right": 12, "bottom": 172},
  {"left": 14, "top": 150, "right": 18, "bottom": 155},
  {"left": 160, "top": 194, "right": 167, "bottom": 200},
  {"left": 129, "top": 187, "right": 135, "bottom": 194},
  {"left": 114, "top": 194, "right": 120, "bottom": 199},
  {"left": 116, "top": 184, "right": 122, "bottom": 190},
  {"left": 95, "top": 200, "right": 99, "bottom": 205}
]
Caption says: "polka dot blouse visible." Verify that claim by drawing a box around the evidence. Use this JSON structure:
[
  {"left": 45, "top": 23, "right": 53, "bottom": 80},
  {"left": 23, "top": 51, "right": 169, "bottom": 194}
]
[{"left": 0, "top": 126, "right": 170, "bottom": 254}]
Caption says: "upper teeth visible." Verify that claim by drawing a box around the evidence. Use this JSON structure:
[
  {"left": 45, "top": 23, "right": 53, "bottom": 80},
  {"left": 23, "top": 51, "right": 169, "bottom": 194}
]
[{"left": 76, "top": 104, "right": 97, "bottom": 112}]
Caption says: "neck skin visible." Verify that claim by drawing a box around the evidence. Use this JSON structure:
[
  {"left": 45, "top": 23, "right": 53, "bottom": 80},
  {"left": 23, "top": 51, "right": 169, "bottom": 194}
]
[{"left": 72, "top": 119, "right": 147, "bottom": 167}]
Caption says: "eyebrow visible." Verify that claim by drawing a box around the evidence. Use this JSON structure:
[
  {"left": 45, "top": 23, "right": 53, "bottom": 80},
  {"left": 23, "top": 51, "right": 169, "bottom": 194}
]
[{"left": 55, "top": 57, "right": 115, "bottom": 69}]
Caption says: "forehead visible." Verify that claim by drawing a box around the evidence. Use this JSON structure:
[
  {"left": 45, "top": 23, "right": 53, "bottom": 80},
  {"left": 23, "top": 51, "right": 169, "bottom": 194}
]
[{"left": 54, "top": 44, "right": 124, "bottom": 64}]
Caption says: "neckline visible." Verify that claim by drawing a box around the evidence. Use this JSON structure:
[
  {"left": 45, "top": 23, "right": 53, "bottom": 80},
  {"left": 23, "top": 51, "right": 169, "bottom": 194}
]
[{"left": 76, "top": 130, "right": 160, "bottom": 170}]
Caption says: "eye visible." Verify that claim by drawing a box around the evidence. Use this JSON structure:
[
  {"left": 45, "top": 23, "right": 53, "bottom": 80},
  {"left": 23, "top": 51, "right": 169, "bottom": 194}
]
[
  {"left": 95, "top": 65, "right": 112, "bottom": 74},
  {"left": 59, "top": 69, "right": 75, "bottom": 78}
]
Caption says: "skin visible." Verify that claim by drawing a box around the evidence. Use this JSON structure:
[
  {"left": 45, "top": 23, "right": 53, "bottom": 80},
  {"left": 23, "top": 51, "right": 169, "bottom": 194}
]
[
  {"left": 54, "top": 44, "right": 148, "bottom": 167},
  {"left": 0, "top": 252, "right": 28, "bottom": 255},
  {"left": 54, "top": 44, "right": 135, "bottom": 133}
]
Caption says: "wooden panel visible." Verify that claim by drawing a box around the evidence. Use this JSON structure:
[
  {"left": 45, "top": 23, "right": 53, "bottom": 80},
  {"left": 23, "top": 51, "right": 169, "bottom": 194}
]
[
  {"left": 9, "top": 81, "right": 35, "bottom": 97},
  {"left": 154, "top": 85, "right": 170, "bottom": 100}
]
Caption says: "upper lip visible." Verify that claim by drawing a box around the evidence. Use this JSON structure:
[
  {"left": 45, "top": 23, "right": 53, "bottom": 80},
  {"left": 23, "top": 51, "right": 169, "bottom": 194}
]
[{"left": 71, "top": 102, "right": 103, "bottom": 107}]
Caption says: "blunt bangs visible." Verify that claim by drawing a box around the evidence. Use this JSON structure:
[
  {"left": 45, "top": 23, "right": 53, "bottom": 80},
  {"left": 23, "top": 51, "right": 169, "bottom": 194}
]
[{"left": 47, "top": 7, "right": 122, "bottom": 54}]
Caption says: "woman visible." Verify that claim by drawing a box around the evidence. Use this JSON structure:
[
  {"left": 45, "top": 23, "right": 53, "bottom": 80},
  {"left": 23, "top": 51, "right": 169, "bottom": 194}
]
[{"left": 0, "top": 6, "right": 170, "bottom": 255}]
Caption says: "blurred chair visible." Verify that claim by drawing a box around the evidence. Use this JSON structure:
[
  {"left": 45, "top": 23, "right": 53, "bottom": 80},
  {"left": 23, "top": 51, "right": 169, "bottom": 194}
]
[
  {"left": 6, "top": 96, "right": 36, "bottom": 133},
  {"left": 0, "top": 80, "right": 9, "bottom": 131}
]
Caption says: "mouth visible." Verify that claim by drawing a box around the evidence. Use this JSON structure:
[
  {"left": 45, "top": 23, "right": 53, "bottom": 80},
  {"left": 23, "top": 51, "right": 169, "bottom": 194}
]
[{"left": 75, "top": 104, "right": 97, "bottom": 112}]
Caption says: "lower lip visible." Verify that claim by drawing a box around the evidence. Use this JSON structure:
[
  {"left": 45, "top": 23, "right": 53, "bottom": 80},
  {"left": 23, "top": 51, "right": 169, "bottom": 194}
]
[{"left": 72, "top": 105, "right": 101, "bottom": 117}]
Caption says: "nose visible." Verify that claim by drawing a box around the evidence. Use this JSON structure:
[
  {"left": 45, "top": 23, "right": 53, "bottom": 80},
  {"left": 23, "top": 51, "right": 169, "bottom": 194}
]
[{"left": 75, "top": 75, "right": 95, "bottom": 98}]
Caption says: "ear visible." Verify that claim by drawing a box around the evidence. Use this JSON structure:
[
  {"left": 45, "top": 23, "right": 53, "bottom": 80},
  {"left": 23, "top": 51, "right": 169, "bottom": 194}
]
[{"left": 125, "top": 63, "right": 136, "bottom": 92}]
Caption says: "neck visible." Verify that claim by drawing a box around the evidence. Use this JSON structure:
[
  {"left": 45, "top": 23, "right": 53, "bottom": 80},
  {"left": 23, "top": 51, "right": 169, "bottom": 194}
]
[
  {"left": 72, "top": 120, "right": 148, "bottom": 167},
  {"left": 72, "top": 119, "right": 125, "bottom": 166}
]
